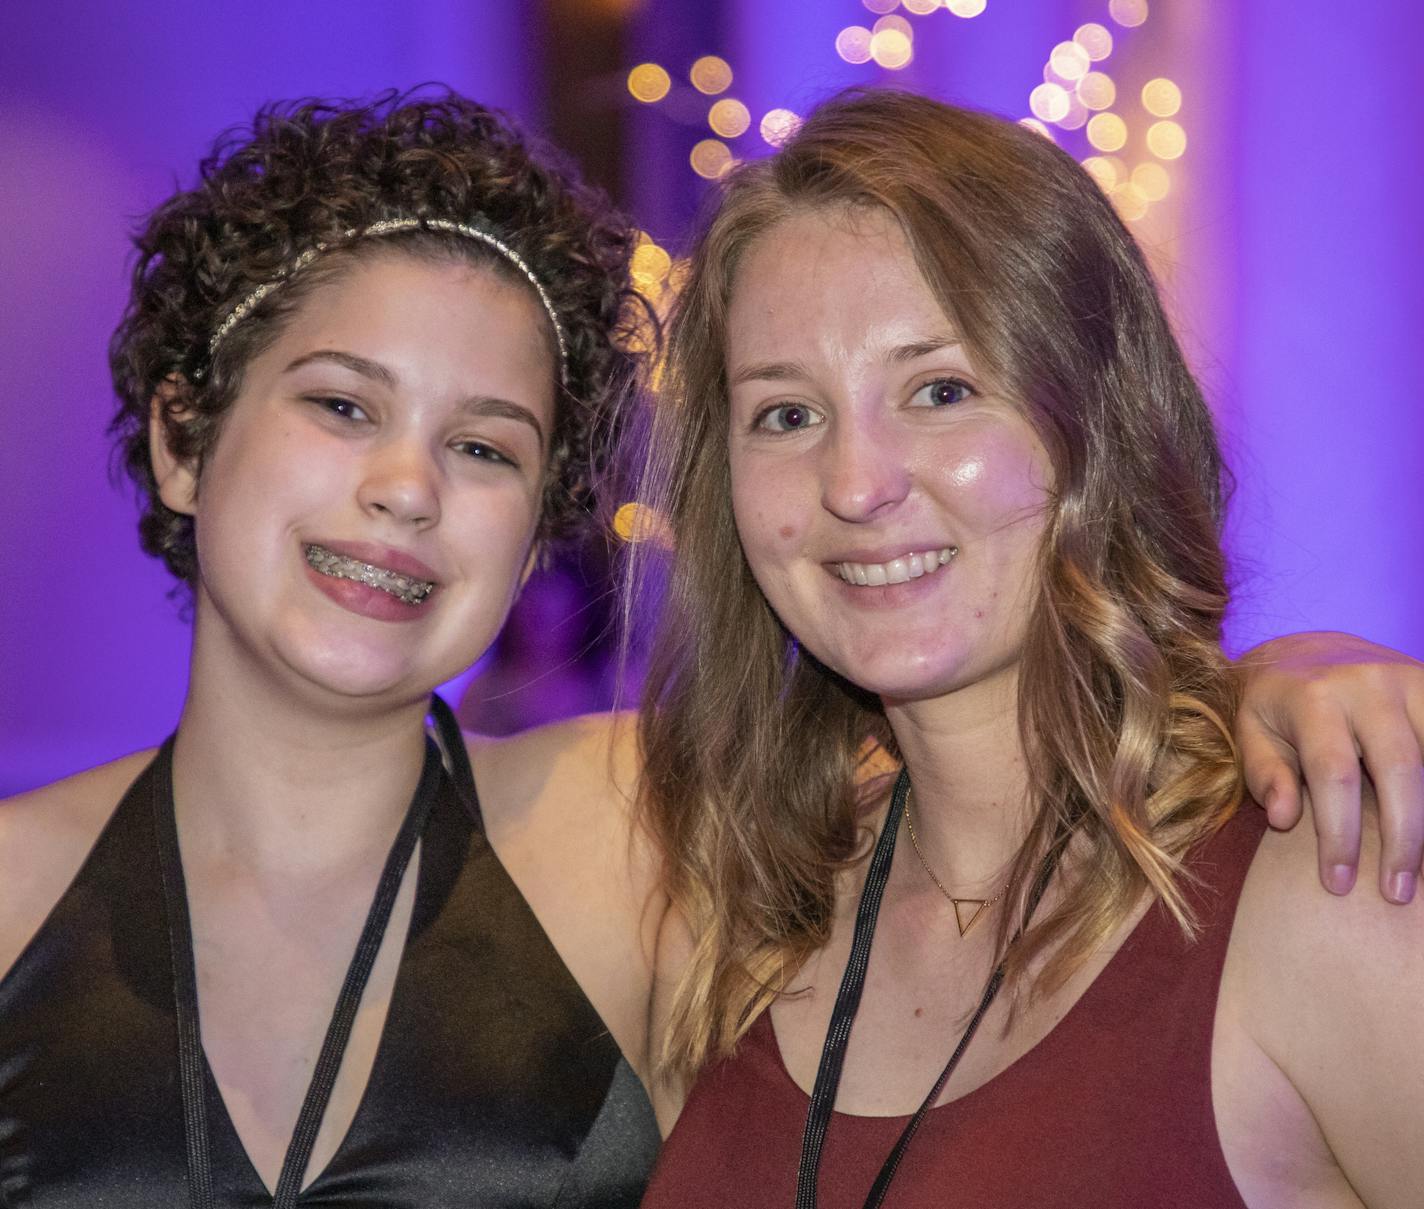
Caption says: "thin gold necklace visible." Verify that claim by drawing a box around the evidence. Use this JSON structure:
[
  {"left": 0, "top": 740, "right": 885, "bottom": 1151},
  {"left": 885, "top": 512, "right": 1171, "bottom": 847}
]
[{"left": 903, "top": 793, "right": 1004, "bottom": 937}]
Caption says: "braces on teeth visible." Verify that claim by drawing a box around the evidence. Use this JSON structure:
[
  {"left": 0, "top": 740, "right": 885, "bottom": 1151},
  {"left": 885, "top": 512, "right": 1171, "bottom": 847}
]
[{"left": 305, "top": 544, "right": 435, "bottom": 605}]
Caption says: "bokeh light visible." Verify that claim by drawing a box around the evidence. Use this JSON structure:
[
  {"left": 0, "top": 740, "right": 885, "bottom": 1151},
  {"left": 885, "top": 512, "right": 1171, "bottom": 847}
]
[
  {"left": 1113, "top": 182, "right": 1149, "bottom": 221},
  {"left": 613, "top": 502, "right": 670, "bottom": 545},
  {"left": 872, "top": 13, "right": 913, "bottom": 37},
  {"left": 836, "top": 25, "right": 874, "bottom": 64},
  {"left": 1131, "top": 161, "right": 1170, "bottom": 201},
  {"left": 760, "top": 108, "right": 802, "bottom": 147},
  {"left": 862, "top": 0, "right": 900, "bottom": 13},
  {"left": 630, "top": 235, "right": 672, "bottom": 286},
  {"left": 946, "top": 0, "right": 987, "bottom": 16},
  {"left": 690, "top": 138, "right": 734, "bottom": 179},
  {"left": 1086, "top": 111, "right": 1128, "bottom": 152},
  {"left": 1081, "top": 155, "right": 1124, "bottom": 191},
  {"left": 689, "top": 55, "right": 733, "bottom": 95},
  {"left": 902, "top": 0, "right": 941, "bottom": 14},
  {"left": 1058, "top": 96, "right": 1089, "bottom": 131},
  {"left": 1018, "top": 117, "right": 1054, "bottom": 139},
  {"left": 708, "top": 98, "right": 751, "bottom": 138},
  {"left": 1029, "top": 82, "right": 1071, "bottom": 124},
  {"left": 627, "top": 63, "right": 671, "bottom": 103},
  {"left": 870, "top": 28, "right": 914, "bottom": 70},
  {"left": 1073, "top": 22, "right": 1114, "bottom": 61},
  {"left": 1146, "top": 119, "right": 1186, "bottom": 159},
  {"left": 1141, "top": 77, "right": 1182, "bottom": 117},
  {"left": 1077, "top": 71, "right": 1117, "bottom": 110},
  {"left": 1108, "top": 0, "right": 1148, "bottom": 28},
  {"left": 1049, "top": 41, "right": 1091, "bottom": 82}
]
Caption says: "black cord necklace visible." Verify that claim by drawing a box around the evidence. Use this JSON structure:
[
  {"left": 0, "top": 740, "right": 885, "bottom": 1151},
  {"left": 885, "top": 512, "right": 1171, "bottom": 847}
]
[{"left": 794, "top": 768, "right": 1059, "bottom": 1209}]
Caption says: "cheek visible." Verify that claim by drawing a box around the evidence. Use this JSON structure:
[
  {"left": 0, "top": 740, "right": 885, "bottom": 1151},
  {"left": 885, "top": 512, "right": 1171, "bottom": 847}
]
[{"left": 928, "top": 426, "right": 1052, "bottom": 531}]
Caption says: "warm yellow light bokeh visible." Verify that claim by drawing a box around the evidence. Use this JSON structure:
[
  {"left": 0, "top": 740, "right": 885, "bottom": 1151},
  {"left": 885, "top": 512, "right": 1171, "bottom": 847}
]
[
  {"left": 870, "top": 28, "right": 913, "bottom": 69},
  {"left": 1081, "top": 155, "right": 1124, "bottom": 191},
  {"left": 627, "top": 63, "right": 671, "bottom": 103},
  {"left": 836, "top": 25, "right": 874, "bottom": 64},
  {"left": 902, "top": 0, "right": 941, "bottom": 14},
  {"left": 1131, "top": 162, "right": 1170, "bottom": 201},
  {"left": 1018, "top": 117, "right": 1054, "bottom": 139},
  {"left": 613, "top": 502, "right": 670, "bottom": 545},
  {"left": 760, "top": 108, "right": 802, "bottom": 147},
  {"left": 946, "top": 0, "right": 987, "bottom": 16},
  {"left": 1141, "top": 77, "right": 1182, "bottom": 117},
  {"left": 1073, "top": 22, "right": 1113, "bottom": 61},
  {"left": 1087, "top": 111, "right": 1128, "bottom": 152},
  {"left": 690, "top": 138, "right": 733, "bottom": 179},
  {"left": 862, "top": 0, "right": 900, "bottom": 14},
  {"left": 708, "top": 98, "right": 751, "bottom": 138},
  {"left": 1077, "top": 71, "right": 1116, "bottom": 111},
  {"left": 1030, "top": 82, "right": 1071, "bottom": 124},
  {"left": 1146, "top": 120, "right": 1186, "bottom": 159},
  {"left": 1058, "top": 97, "right": 1088, "bottom": 130},
  {"left": 1113, "top": 182, "right": 1149, "bottom": 221},
  {"left": 1049, "top": 40, "right": 1091, "bottom": 82},
  {"left": 630, "top": 237, "right": 672, "bottom": 285},
  {"left": 689, "top": 55, "right": 733, "bottom": 95},
  {"left": 1108, "top": 0, "right": 1148, "bottom": 27},
  {"left": 872, "top": 13, "right": 913, "bottom": 37}
]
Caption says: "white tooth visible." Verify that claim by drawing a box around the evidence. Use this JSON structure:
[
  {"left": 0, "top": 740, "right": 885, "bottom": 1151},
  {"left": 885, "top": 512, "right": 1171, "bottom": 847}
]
[
  {"left": 854, "top": 564, "right": 869, "bottom": 586},
  {"left": 939, "top": 548, "right": 953, "bottom": 565},
  {"left": 907, "top": 553, "right": 925, "bottom": 578},
  {"left": 884, "top": 558, "right": 910, "bottom": 585},
  {"left": 866, "top": 563, "right": 888, "bottom": 586},
  {"left": 839, "top": 563, "right": 853, "bottom": 583}
]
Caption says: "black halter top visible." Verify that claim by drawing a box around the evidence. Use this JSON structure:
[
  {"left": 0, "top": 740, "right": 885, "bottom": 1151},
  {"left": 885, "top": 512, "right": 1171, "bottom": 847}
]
[{"left": 0, "top": 699, "right": 659, "bottom": 1207}]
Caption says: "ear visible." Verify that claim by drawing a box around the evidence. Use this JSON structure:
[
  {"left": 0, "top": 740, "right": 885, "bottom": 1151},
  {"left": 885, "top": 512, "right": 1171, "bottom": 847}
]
[{"left": 149, "top": 376, "right": 199, "bottom": 516}]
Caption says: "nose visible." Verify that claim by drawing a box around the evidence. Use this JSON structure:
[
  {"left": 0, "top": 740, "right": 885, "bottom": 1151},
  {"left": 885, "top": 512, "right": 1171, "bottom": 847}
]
[
  {"left": 818, "top": 416, "right": 910, "bottom": 523},
  {"left": 356, "top": 438, "right": 441, "bottom": 529}
]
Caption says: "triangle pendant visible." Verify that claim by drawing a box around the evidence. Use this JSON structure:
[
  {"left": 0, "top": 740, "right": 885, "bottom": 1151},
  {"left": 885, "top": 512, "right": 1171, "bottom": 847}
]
[{"left": 951, "top": 898, "right": 989, "bottom": 937}]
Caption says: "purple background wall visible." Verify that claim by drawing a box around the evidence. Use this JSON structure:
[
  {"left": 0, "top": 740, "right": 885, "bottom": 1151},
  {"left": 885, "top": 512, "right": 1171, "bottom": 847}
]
[{"left": 3, "top": 0, "right": 1421, "bottom": 794}]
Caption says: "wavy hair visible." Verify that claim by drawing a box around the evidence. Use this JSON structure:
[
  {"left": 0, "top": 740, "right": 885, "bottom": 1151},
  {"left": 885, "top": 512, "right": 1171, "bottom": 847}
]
[
  {"left": 109, "top": 88, "right": 650, "bottom": 582},
  {"left": 631, "top": 90, "right": 1244, "bottom": 1080}
]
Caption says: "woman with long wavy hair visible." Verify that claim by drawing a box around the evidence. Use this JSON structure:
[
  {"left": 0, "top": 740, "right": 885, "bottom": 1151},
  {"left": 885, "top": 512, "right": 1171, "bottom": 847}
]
[{"left": 634, "top": 91, "right": 1423, "bottom": 1205}]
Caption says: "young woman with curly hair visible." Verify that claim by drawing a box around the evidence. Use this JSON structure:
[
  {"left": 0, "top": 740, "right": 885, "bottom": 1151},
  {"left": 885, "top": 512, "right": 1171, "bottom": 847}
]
[
  {"left": 0, "top": 85, "right": 1419, "bottom": 1209},
  {"left": 634, "top": 92, "right": 1424, "bottom": 1205},
  {"left": 0, "top": 91, "right": 662, "bottom": 1205}
]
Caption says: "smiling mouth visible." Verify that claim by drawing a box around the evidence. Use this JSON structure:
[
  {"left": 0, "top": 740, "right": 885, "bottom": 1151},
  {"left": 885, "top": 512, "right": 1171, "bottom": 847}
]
[
  {"left": 304, "top": 544, "right": 436, "bottom": 605},
  {"left": 835, "top": 546, "right": 958, "bottom": 587}
]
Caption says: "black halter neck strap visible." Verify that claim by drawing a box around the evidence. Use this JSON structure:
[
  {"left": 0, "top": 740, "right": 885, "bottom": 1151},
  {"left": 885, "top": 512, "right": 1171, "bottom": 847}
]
[
  {"left": 152, "top": 731, "right": 442, "bottom": 1209},
  {"left": 794, "top": 768, "right": 1060, "bottom": 1209}
]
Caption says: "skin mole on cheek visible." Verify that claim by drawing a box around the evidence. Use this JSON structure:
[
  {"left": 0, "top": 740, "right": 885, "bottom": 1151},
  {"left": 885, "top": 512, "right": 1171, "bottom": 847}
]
[
  {"left": 778, "top": 525, "right": 795, "bottom": 541},
  {"left": 914, "top": 1007, "right": 924, "bottom": 1018}
]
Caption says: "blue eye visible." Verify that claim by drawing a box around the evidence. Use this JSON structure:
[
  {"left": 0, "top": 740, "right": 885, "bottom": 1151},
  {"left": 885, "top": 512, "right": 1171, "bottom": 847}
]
[
  {"left": 755, "top": 403, "right": 823, "bottom": 433},
  {"left": 911, "top": 378, "right": 973, "bottom": 408}
]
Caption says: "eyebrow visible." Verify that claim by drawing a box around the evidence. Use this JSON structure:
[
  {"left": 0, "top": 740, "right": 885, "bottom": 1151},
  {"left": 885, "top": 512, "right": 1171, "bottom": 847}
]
[
  {"left": 729, "top": 336, "right": 965, "bottom": 387},
  {"left": 284, "top": 349, "right": 547, "bottom": 450}
]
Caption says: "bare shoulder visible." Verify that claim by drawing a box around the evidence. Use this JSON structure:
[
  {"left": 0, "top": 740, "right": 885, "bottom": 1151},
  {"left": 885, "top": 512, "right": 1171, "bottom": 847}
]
[
  {"left": 1224, "top": 799, "right": 1424, "bottom": 1205},
  {"left": 465, "top": 712, "right": 667, "bottom": 1080},
  {"left": 467, "top": 710, "right": 641, "bottom": 844},
  {"left": 0, "top": 749, "right": 156, "bottom": 979}
]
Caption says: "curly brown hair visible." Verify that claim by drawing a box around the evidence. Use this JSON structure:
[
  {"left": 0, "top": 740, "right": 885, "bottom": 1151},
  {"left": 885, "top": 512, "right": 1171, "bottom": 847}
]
[{"left": 109, "top": 87, "right": 649, "bottom": 582}]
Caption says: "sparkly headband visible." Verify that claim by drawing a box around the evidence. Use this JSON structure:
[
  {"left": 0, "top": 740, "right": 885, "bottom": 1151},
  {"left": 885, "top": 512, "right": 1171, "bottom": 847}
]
[{"left": 204, "top": 217, "right": 569, "bottom": 384}]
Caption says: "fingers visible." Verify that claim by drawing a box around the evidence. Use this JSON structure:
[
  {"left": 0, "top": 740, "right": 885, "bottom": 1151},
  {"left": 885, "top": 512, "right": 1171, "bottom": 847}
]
[
  {"left": 1356, "top": 717, "right": 1424, "bottom": 904},
  {"left": 1236, "top": 713, "right": 1304, "bottom": 830},
  {"left": 1293, "top": 703, "right": 1364, "bottom": 896}
]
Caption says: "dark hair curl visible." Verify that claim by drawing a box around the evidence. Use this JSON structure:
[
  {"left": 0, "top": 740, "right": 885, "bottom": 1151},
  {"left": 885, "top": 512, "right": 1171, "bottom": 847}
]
[{"left": 109, "top": 87, "right": 650, "bottom": 582}]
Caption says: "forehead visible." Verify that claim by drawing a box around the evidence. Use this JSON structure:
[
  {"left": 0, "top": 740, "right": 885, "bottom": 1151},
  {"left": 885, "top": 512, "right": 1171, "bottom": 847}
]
[
  {"left": 264, "top": 250, "right": 558, "bottom": 415},
  {"left": 726, "top": 206, "right": 955, "bottom": 361}
]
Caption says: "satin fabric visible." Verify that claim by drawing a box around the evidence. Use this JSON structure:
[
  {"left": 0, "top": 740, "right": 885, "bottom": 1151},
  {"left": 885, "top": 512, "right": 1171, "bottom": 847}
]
[{"left": 0, "top": 744, "right": 658, "bottom": 1207}]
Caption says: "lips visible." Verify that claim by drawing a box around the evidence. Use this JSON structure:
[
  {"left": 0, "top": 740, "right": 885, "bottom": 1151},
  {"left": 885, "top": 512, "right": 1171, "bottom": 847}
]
[{"left": 303, "top": 542, "right": 438, "bottom": 605}]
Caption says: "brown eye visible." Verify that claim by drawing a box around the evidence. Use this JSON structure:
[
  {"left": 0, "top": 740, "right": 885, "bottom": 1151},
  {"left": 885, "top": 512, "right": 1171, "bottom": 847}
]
[{"left": 756, "top": 403, "right": 824, "bottom": 433}]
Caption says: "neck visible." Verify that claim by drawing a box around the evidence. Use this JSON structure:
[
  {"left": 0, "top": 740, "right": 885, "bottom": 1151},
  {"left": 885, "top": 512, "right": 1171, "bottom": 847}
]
[
  {"left": 883, "top": 662, "right": 1032, "bottom": 896},
  {"left": 170, "top": 610, "right": 434, "bottom": 878}
]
